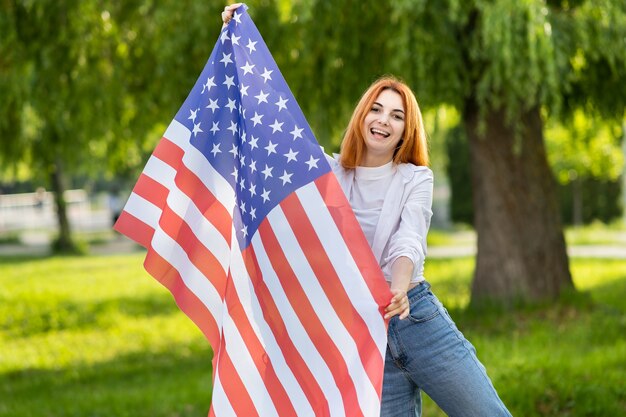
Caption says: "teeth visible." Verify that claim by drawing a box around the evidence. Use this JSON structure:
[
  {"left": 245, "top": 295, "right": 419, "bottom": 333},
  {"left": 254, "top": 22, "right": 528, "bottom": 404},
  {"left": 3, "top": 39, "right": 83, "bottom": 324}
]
[{"left": 371, "top": 128, "right": 390, "bottom": 137}]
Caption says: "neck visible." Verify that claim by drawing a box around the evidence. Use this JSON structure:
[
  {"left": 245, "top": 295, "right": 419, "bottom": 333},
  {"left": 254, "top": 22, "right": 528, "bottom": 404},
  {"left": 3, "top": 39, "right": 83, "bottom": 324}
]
[{"left": 361, "top": 154, "right": 393, "bottom": 167}]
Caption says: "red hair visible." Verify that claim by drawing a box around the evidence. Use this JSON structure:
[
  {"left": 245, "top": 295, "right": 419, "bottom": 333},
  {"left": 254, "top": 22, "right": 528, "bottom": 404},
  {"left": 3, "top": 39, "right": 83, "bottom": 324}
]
[{"left": 339, "top": 76, "right": 429, "bottom": 168}]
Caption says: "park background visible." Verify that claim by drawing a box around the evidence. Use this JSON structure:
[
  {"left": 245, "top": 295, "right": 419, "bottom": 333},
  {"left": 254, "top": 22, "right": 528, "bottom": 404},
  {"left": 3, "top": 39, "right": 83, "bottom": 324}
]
[{"left": 1, "top": 0, "right": 625, "bottom": 416}]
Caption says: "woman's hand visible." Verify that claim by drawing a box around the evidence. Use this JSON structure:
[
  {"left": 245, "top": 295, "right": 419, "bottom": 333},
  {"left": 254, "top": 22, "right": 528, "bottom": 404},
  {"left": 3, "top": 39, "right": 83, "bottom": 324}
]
[
  {"left": 384, "top": 288, "right": 410, "bottom": 320},
  {"left": 221, "top": 3, "right": 243, "bottom": 27}
]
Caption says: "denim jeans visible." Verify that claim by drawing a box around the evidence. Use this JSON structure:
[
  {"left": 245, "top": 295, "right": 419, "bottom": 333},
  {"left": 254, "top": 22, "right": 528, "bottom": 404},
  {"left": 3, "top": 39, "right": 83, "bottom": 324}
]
[{"left": 380, "top": 282, "right": 512, "bottom": 417}]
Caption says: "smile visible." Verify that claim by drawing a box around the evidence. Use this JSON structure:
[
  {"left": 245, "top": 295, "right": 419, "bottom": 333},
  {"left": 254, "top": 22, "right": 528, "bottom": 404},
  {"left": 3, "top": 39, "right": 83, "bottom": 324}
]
[{"left": 371, "top": 128, "right": 390, "bottom": 138}]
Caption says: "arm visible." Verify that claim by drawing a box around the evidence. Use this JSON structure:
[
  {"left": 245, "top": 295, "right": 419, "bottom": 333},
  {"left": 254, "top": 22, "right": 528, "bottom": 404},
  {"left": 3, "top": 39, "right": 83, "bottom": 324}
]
[
  {"left": 384, "top": 169, "right": 434, "bottom": 319},
  {"left": 384, "top": 256, "right": 413, "bottom": 319}
]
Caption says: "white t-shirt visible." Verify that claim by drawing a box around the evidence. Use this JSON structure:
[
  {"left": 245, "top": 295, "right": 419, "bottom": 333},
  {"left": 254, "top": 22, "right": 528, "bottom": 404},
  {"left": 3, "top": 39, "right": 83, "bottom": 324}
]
[
  {"left": 350, "top": 161, "right": 394, "bottom": 248},
  {"left": 328, "top": 155, "right": 433, "bottom": 284}
]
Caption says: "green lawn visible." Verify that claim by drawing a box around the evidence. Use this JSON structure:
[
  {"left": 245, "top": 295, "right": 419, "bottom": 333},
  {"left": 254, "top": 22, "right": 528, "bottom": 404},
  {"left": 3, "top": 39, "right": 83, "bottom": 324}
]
[
  {"left": 426, "top": 220, "right": 626, "bottom": 247},
  {"left": 1, "top": 253, "right": 624, "bottom": 416}
]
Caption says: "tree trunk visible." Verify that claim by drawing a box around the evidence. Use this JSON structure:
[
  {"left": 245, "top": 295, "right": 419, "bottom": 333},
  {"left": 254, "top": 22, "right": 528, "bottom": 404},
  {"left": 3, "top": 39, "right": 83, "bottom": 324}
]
[
  {"left": 463, "top": 103, "right": 574, "bottom": 304},
  {"left": 571, "top": 178, "right": 583, "bottom": 226},
  {"left": 49, "top": 156, "right": 75, "bottom": 252}
]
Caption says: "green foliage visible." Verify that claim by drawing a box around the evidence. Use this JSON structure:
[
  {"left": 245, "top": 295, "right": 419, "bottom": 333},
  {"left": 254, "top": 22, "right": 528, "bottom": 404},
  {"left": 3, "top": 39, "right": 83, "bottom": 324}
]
[
  {"left": 289, "top": 0, "right": 397, "bottom": 145},
  {"left": 0, "top": 254, "right": 624, "bottom": 416},
  {"left": 3, "top": 0, "right": 624, "bottom": 178},
  {"left": 445, "top": 118, "right": 623, "bottom": 225},
  {"left": 444, "top": 125, "right": 474, "bottom": 225},
  {"left": 558, "top": 178, "right": 623, "bottom": 224},
  {"left": 287, "top": 0, "right": 626, "bottom": 139},
  {"left": 545, "top": 110, "right": 624, "bottom": 184}
]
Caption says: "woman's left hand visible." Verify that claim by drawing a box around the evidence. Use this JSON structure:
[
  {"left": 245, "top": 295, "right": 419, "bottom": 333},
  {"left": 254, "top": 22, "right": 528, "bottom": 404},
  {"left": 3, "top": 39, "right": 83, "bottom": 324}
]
[{"left": 384, "top": 288, "right": 410, "bottom": 320}]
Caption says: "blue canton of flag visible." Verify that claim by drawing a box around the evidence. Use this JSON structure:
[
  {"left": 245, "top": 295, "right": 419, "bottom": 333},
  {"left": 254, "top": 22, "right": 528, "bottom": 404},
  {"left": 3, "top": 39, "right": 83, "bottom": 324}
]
[{"left": 175, "top": 5, "right": 326, "bottom": 250}]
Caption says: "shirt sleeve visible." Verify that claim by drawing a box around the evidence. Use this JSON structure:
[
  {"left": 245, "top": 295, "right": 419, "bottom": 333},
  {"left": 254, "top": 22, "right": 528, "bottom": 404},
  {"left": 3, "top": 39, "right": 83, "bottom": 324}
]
[{"left": 383, "top": 169, "right": 434, "bottom": 277}]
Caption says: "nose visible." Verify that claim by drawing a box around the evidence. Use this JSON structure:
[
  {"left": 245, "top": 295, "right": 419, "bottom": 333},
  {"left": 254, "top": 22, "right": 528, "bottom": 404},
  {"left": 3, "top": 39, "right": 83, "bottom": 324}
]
[{"left": 378, "top": 112, "right": 390, "bottom": 125}]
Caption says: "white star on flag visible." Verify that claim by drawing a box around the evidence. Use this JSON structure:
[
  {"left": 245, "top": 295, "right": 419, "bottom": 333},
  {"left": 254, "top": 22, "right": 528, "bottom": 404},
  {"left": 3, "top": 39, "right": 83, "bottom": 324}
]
[
  {"left": 275, "top": 96, "right": 288, "bottom": 111},
  {"left": 269, "top": 119, "right": 283, "bottom": 133},
  {"left": 261, "top": 67, "right": 273, "bottom": 83}
]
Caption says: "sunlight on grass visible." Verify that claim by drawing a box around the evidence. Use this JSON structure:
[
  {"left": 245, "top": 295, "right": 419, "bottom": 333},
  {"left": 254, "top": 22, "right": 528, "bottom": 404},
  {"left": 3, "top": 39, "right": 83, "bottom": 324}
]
[
  {"left": 0, "top": 254, "right": 207, "bottom": 373},
  {"left": 424, "top": 257, "right": 474, "bottom": 309},
  {"left": 565, "top": 220, "right": 626, "bottom": 246},
  {"left": 427, "top": 228, "right": 475, "bottom": 246}
]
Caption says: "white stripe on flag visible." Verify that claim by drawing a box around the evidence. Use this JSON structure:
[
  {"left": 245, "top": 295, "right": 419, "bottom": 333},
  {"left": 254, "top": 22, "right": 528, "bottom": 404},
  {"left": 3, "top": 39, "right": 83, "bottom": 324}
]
[
  {"left": 122, "top": 192, "right": 161, "bottom": 230},
  {"left": 142, "top": 155, "right": 231, "bottom": 272},
  {"left": 164, "top": 119, "right": 236, "bottom": 212},
  {"left": 296, "top": 184, "right": 387, "bottom": 357},
  {"left": 267, "top": 202, "right": 380, "bottom": 414},
  {"left": 124, "top": 188, "right": 222, "bottom": 326},
  {"left": 222, "top": 311, "right": 280, "bottom": 417},
  {"left": 229, "top": 237, "right": 316, "bottom": 417},
  {"left": 251, "top": 232, "right": 346, "bottom": 417},
  {"left": 211, "top": 373, "right": 237, "bottom": 417},
  {"left": 149, "top": 227, "right": 224, "bottom": 328}
]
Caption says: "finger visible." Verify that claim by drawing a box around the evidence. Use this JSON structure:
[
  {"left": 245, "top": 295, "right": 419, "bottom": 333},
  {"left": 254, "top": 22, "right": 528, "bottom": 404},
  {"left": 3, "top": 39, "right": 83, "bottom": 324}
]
[
  {"left": 384, "top": 305, "right": 403, "bottom": 319},
  {"left": 384, "top": 301, "right": 401, "bottom": 312}
]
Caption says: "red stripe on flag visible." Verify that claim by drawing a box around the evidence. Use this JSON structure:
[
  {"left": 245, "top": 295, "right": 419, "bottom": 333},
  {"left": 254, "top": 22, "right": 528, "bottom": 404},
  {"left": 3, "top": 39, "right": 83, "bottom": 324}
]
[
  {"left": 113, "top": 210, "right": 154, "bottom": 248},
  {"left": 281, "top": 190, "right": 384, "bottom": 394},
  {"left": 215, "top": 347, "right": 260, "bottom": 417},
  {"left": 152, "top": 134, "right": 185, "bottom": 167},
  {"left": 155, "top": 203, "right": 228, "bottom": 300},
  {"left": 154, "top": 137, "right": 232, "bottom": 242},
  {"left": 314, "top": 172, "right": 391, "bottom": 310},
  {"left": 257, "top": 220, "right": 364, "bottom": 417},
  {"left": 224, "top": 272, "right": 298, "bottom": 417},
  {"left": 132, "top": 174, "right": 170, "bottom": 210},
  {"left": 242, "top": 246, "right": 330, "bottom": 416},
  {"left": 143, "top": 250, "right": 221, "bottom": 352},
  {"left": 129, "top": 169, "right": 229, "bottom": 300}
]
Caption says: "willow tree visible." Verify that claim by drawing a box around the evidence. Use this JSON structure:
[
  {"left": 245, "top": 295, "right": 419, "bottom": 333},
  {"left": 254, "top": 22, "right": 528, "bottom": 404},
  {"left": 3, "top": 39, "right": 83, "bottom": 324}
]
[
  {"left": 295, "top": 0, "right": 626, "bottom": 303},
  {"left": 0, "top": 0, "right": 228, "bottom": 251},
  {"left": 0, "top": 1, "right": 133, "bottom": 252}
]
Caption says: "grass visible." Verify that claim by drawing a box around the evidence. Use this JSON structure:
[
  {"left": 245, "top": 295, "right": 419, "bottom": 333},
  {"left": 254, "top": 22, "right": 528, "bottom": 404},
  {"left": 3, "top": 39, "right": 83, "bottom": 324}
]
[
  {"left": 0, "top": 254, "right": 625, "bottom": 416},
  {"left": 564, "top": 220, "right": 626, "bottom": 246},
  {"left": 427, "top": 220, "right": 626, "bottom": 248}
]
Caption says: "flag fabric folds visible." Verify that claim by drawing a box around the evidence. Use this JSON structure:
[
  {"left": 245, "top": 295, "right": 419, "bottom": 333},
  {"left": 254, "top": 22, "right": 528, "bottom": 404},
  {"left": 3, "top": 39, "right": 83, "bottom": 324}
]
[{"left": 114, "top": 5, "right": 391, "bottom": 416}]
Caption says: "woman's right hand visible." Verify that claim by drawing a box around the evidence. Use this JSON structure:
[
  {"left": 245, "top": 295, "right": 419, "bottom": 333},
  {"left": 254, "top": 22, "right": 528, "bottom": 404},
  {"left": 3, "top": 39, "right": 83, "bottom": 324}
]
[{"left": 221, "top": 3, "right": 243, "bottom": 27}]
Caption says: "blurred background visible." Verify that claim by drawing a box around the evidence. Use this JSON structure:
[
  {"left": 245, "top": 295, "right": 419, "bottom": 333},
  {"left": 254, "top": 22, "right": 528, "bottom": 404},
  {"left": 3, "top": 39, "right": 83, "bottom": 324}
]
[{"left": 1, "top": 1, "right": 625, "bottom": 416}]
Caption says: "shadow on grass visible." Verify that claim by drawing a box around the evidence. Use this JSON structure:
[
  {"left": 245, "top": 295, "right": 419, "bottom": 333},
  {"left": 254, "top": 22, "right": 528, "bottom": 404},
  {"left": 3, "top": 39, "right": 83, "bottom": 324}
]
[
  {"left": 434, "top": 273, "right": 626, "bottom": 348},
  {"left": 0, "top": 254, "right": 55, "bottom": 265},
  {"left": 1, "top": 345, "right": 214, "bottom": 417},
  {"left": 2, "top": 293, "right": 182, "bottom": 338}
]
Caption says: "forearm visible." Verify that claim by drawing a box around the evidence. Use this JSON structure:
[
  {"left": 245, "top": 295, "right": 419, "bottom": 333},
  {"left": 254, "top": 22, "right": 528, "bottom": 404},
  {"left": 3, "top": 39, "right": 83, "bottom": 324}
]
[
  {"left": 390, "top": 256, "right": 414, "bottom": 292},
  {"left": 384, "top": 256, "right": 414, "bottom": 320}
]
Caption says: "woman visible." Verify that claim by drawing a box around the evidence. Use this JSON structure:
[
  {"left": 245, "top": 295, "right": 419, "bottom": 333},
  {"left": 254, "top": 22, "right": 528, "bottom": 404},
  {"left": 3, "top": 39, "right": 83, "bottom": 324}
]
[{"left": 222, "top": 5, "right": 512, "bottom": 416}]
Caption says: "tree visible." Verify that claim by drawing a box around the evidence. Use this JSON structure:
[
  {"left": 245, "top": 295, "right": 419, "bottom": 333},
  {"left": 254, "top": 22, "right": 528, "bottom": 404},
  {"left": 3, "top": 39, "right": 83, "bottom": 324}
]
[
  {"left": 0, "top": 0, "right": 231, "bottom": 251},
  {"left": 1, "top": 1, "right": 135, "bottom": 252},
  {"left": 293, "top": 0, "right": 626, "bottom": 304}
]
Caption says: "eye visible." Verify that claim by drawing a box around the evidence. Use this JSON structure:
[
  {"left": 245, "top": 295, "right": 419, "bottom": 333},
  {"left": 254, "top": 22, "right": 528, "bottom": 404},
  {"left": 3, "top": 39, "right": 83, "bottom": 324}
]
[
  {"left": 370, "top": 106, "right": 380, "bottom": 113},
  {"left": 393, "top": 113, "right": 405, "bottom": 121}
]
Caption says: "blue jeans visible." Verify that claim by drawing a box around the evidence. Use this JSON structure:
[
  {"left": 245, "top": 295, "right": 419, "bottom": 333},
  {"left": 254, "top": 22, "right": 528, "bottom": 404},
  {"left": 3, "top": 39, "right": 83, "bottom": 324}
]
[{"left": 380, "top": 282, "right": 512, "bottom": 417}]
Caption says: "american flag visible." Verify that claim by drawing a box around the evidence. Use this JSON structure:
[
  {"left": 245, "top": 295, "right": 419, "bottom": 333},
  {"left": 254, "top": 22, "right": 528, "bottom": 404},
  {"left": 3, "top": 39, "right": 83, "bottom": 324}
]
[{"left": 115, "top": 5, "right": 391, "bottom": 416}]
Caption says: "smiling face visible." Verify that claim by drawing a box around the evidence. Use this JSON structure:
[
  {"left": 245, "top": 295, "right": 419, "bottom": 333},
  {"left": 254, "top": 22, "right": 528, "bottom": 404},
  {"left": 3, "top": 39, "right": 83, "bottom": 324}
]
[{"left": 361, "top": 89, "right": 406, "bottom": 167}]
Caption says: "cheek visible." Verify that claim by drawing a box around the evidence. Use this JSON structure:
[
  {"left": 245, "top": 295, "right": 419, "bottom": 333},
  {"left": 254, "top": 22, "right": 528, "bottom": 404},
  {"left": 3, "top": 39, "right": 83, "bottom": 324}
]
[{"left": 394, "top": 123, "right": 406, "bottom": 139}]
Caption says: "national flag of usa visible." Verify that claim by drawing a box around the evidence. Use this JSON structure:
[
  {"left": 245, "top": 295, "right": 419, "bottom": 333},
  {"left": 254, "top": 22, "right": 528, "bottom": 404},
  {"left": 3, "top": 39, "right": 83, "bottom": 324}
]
[{"left": 115, "top": 5, "right": 391, "bottom": 416}]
